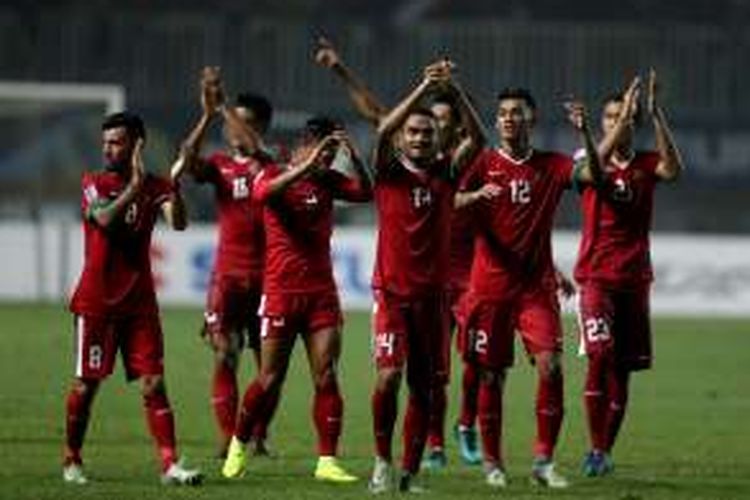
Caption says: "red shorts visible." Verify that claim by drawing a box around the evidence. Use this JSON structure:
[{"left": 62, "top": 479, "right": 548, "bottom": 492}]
[
  {"left": 371, "top": 290, "right": 450, "bottom": 382},
  {"left": 203, "top": 274, "right": 262, "bottom": 351},
  {"left": 461, "top": 287, "right": 562, "bottom": 370},
  {"left": 577, "top": 282, "right": 652, "bottom": 371},
  {"left": 73, "top": 314, "right": 163, "bottom": 381},
  {"left": 258, "top": 290, "right": 342, "bottom": 341}
]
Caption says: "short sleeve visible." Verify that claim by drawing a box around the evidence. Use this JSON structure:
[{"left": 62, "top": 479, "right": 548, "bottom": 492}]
[
  {"left": 553, "top": 153, "right": 575, "bottom": 190},
  {"left": 252, "top": 164, "right": 282, "bottom": 204},
  {"left": 192, "top": 154, "right": 220, "bottom": 184},
  {"left": 328, "top": 170, "right": 372, "bottom": 203},
  {"left": 151, "top": 175, "right": 174, "bottom": 208},
  {"left": 458, "top": 151, "right": 486, "bottom": 192},
  {"left": 640, "top": 151, "right": 661, "bottom": 180},
  {"left": 80, "top": 173, "right": 100, "bottom": 218}
]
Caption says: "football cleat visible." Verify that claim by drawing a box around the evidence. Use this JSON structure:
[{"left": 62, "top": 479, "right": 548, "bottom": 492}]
[
  {"left": 314, "top": 456, "right": 358, "bottom": 483},
  {"left": 582, "top": 450, "right": 614, "bottom": 477},
  {"left": 422, "top": 447, "right": 447, "bottom": 470},
  {"left": 62, "top": 463, "right": 88, "bottom": 485},
  {"left": 161, "top": 459, "right": 203, "bottom": 486},
  {"left": 531, "top": 458, "right": 569, "bottom": 488},
  {"left": 368, "top": 456, "right": 394, "bottom": 494},
  {"left": 454, "top": 424, "right": 482, "bottom": 465},
  {"left": 221, "top": 436, "right": 248, "bottom": 478},
  {"left": 485, "top": 466, "right": 508, "bottom": 488}
]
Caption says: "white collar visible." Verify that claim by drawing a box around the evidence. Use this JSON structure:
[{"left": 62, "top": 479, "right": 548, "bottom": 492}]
[{"left": 496, "top": 147, "right": 534, "bottom": 165}]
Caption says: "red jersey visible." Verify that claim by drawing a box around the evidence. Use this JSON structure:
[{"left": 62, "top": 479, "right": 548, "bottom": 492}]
[
  {"left": 447, "top": 163, "right": 482, "bottom": 291},
  {"left": 462, "top": 148, "right": 574, "bottom": 298},
  {"left": 574, "top": 151, "right": 660, "bottom": 287},
  {"left": 198, "top": 152, "right": 269, "bottom": 283},
  {"left": 372, "top": 156, "right": 455, "bottom": 296},
  {"left": 70, "top": 171, "right": 173, "bottom": 317},
  {"left": 253, "top": 165, "right": 371, "bottom": 294}
]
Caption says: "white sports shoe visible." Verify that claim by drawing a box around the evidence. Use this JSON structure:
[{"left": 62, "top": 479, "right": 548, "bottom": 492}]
[
  {"left": 161, "top": 460, "right": 204, "bottom": 486},
  {"left": 485, "top": 467, "right": 507, "bottom": 488},
  {"left": 63, "top": 463, "right": 88, "bottom": 485},
  {"left": 531, "top": 460, "right": 569, "bottom": 488},
  {"left": 368, "top": 456, "right": 393, "bottom": 494}
]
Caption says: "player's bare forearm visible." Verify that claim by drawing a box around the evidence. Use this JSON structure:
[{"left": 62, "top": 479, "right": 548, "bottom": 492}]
[
  {"left": 653, "top": 106, "right": 683, "bottom": 182},
  {"left": 346, "top": 150, "right": 374, "bottom": 200},
  {"left": 331, "top": 63, "right": 388, "bottom": 127},
  {"left": 450, "top": 82, "right": 488, "bottom": 172},
  {"left": 181, "top": 112, "right": 213, "bottom": 178},
  {"left": 162, "top": 190, "right": 188, "bottom": 231},
  {"left": 87, "top": 181, "right": 140, "bottom": 228},
  {"left": 221, "top": 105, "right": 263, "bottom": 154},
  {"left": 577, "top": 123, "right": 604, "bottom": 185},
  {"left": 377, "top": 78, "right": 432, "bottom": 136},
  {"left": 454, "top": 191, "right": 480, "bottom": 209}
]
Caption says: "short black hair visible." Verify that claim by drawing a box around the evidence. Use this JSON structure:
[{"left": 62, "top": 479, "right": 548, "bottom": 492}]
[
  {"left": 302, "top": 115, "right": 340, "bottom": 142},
  {"left": 601, "top": 91, "right": 642, "bottom": 126},
  {"left": 430, "top": 92, "right": 460, "bottom": 122},
  {"left": 235, "top": 92, "right": 273, "bottom": 132},
  {"left": 497, "top": 87, "right": 537, "bottom": 110},
  {"left": 102, "top": 111, "right": 146, "bottom": 140},
  {"left": 405, "top": 106, "right": 437, "bottom": 122}
]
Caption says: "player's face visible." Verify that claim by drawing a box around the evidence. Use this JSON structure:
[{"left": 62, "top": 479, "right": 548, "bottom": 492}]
[
  {"left": 400, "top": 114, "right": 438, "bottom": 162},
  {"left": 431, "top": 102, "right": 459, "bottom": 150},
  {"left": 496, "top": 98, "right": 533, "bottom": 143},
  {"left": 601, "top": 100, "right": 633, "bottom": 143},
  {"left": 224, "top": 106, "right": 263, "bottom": 153},
  {"left": 102, "top": 127, "right": 134, "bottom": 170}
]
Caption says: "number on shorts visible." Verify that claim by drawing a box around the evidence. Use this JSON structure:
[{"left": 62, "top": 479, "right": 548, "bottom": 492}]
[
  {"left": 375, "top": 332, "right": 396, "bottom": 357},
  {"left": 125, "top": 203, "right": 138, "bottom": 224},
  {"left": 88, "top": 345, "right": 103, "bottom": 370},
  {"left": 471, "top": 329, "right": 489, "bottom": 355},
  {"left": 584, "top": 317, "right": 611, "bottom": 343}
]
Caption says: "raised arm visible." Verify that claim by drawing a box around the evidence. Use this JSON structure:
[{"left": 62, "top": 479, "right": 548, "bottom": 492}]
[
  {"left": 180, "top": 66, "right": 223, "bottom": 180},
  {"left": 329, "top": 129, "right": 373, "bottom": 202},
  {"left": 253, "top": 136, "right": 338, "bottom": 202},
  {"left": 447, "top": 75, "right": 488, "bottom": 173},
  {"left": 87, "top": 139, "right": 145, "bottom": 228},
  {"left": 648, "top": 69, "right": 684, "bottom": 182},
  {"left": 314, "top": 37, "right": 388, "bottom": 127},
  {"left": 598, "top": 76, "right": 641, "bottom": 163},
  {"left": 162, "top": 156, "right": 188, "bottom": 231},
  {"left": 566, "top": 100, "right": 603, "bottom": 185},
  {"left": 373, "top": 69, "right": 440, "bottom": 168}
]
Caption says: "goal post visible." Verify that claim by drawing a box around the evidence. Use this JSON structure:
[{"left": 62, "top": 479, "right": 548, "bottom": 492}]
[
  {"left": 0, "top": 81, "right": 125, "bottom": 116},
  {"left": 0, "top": 81, "right": 126, "bottom": 301}
]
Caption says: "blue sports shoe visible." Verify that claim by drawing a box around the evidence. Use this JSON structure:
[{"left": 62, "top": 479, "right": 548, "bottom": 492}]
[
  {"left": 454, "top": 424, "right": 482, "bottom": 465},
  {"left": 582, "top": 450, "right": 614, "bottom": 477}
]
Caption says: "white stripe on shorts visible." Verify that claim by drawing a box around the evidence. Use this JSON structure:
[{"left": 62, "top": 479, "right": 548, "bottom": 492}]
[{"left": 75, "top": 316, "right": 84, "bottom": 377}]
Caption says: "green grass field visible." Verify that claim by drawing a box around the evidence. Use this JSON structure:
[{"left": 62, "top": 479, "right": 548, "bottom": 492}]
[{"left": 0, "top": 303, "right": 748, "bottom": 499}]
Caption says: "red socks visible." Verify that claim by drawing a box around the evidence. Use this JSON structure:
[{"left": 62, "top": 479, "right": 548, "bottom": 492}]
[
  {"left": 64, "top": 386, "right": 96, "bottom": 465},
  {"left": 584, "top": 353, "right": 609, "bottom": 451},
  {"left": 584, "top": 353, "right": 631, "bottom": 453},
  {"left": 235, "top": 380, "right": 266, "bottom": 443},
  {"left": 212, "top": 362, "right": 238, "bottom": 445},
  {"left": 478, "top": 379, "right": 503, "bottom": 467},
  {"left": 427, "top": 385, "right": 447, "bottom": 449},
  {"left": 314, "top": 380, "right": 343, "bottom": 456},
  {"left": 458, "top": 362, "right": 480, "bottom": 428},
  {"left": 534, "top": 366, "right": 564, "bottom": 459},
  {"left": 371, "top": 386, "right": 398, "bottom": 461},
  {"left": 402, "top": 393, "right": 430, "bottom": 474},
  {"left": 143, "top": 390, "right": 177, "bottom": 471},
  {"left": 605, "top": 368, "right": 630, "bottom": 451}
]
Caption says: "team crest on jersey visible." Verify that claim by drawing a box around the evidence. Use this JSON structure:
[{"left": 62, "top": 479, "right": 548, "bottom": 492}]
[{"left": 303, "top": 191, "right": 319, "bottom": 207}]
